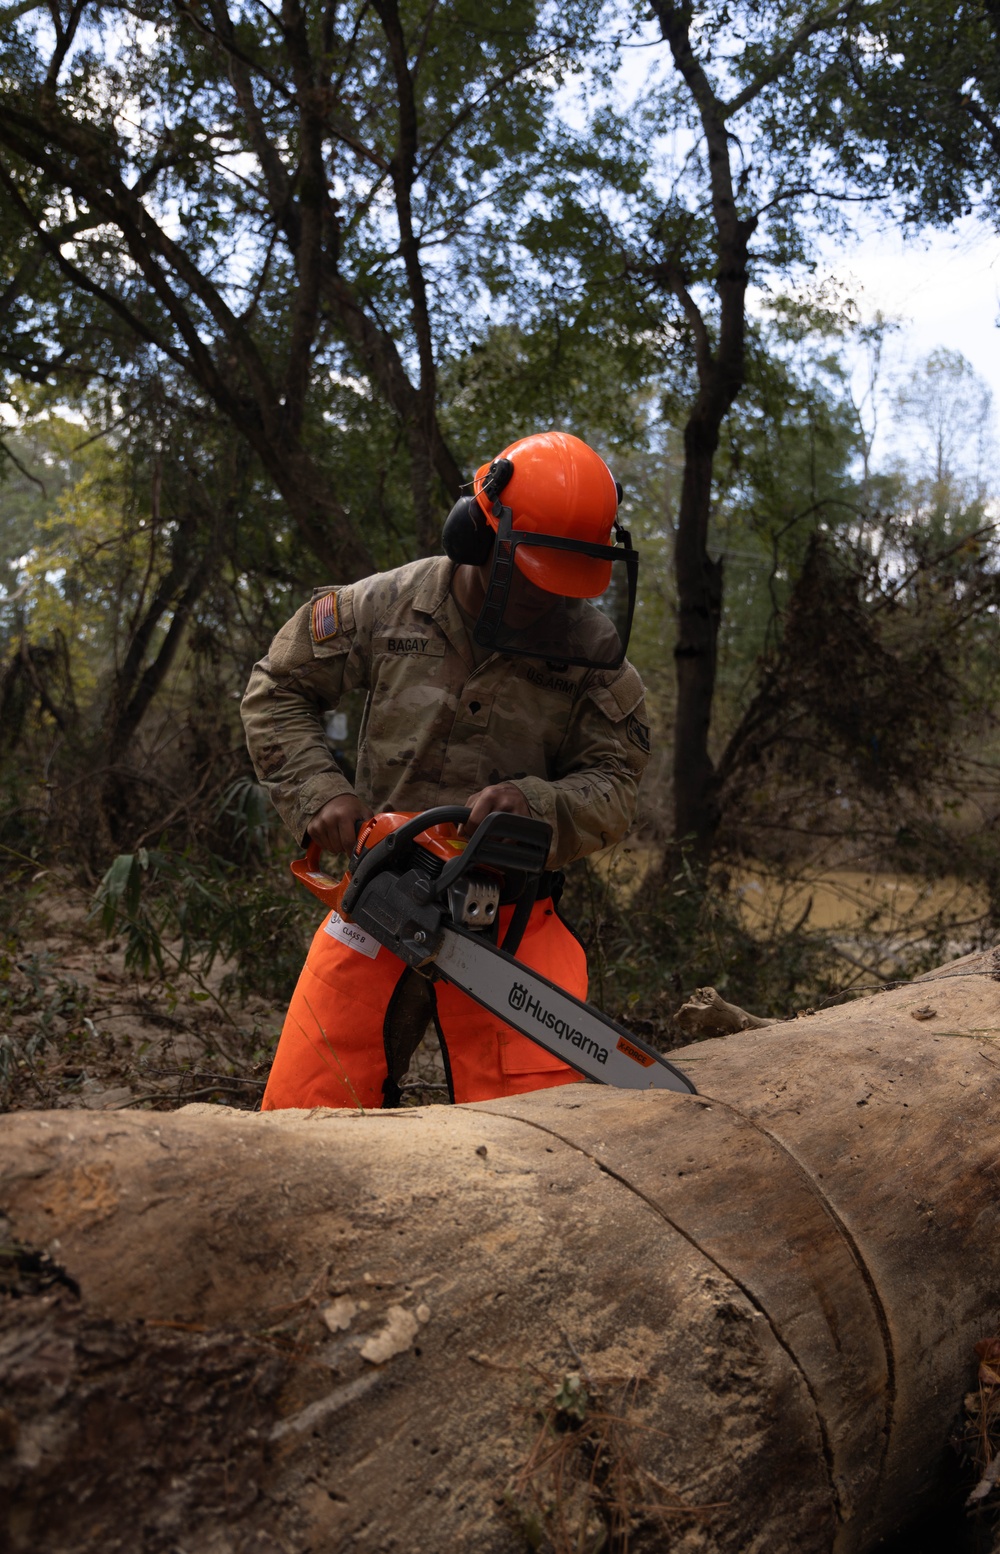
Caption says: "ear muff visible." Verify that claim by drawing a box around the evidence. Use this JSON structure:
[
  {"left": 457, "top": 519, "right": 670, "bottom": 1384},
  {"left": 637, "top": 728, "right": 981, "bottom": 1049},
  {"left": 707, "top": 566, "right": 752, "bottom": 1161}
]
[
  {"left": 442, "top": 494, "right": 494, "bottom": 565},
  {"left": 443, "top": 456, "right": 516, "bottom": 564}
]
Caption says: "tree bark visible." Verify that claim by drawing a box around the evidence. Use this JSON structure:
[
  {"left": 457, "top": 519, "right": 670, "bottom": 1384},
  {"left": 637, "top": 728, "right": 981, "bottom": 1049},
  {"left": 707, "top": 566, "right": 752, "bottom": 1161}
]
[
  {"left": 373, "top": 0, "right": 451, "bottom": 553},
  {"left": 95, "top": 525, "right": 212, "bottom": 848},
  {"left": 672, "top": 424, "right": 726, "bottom": 853}
]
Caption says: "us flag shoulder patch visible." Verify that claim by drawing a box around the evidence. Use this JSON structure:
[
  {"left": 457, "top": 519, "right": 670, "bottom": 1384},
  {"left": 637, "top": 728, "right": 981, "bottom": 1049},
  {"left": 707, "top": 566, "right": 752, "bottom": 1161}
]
[{"left": 311, "top": 591, "right": 339, "bottom": 642}]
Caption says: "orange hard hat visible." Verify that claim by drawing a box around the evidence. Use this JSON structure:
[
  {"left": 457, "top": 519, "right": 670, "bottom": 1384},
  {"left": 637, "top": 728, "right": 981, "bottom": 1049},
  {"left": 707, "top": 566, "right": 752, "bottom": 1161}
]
[{"left": 473, "top": 431, "right": 619, "bottom": 598}]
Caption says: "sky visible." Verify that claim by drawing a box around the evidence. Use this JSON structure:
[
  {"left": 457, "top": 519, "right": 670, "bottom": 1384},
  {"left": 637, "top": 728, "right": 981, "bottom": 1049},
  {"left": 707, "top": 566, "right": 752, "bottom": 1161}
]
[
  {"left": 823, "top": 215, "right": 1000, "bottom": 402},
  {"left": 811, "top": 215, "right": 1000, "bottom": 472}
]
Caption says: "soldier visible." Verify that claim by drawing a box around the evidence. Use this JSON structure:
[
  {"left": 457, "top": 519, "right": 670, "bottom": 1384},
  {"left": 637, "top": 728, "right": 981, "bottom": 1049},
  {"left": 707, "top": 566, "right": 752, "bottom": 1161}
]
[{"left": 241, "top": 430, "right": 651, "bottom": 1110}]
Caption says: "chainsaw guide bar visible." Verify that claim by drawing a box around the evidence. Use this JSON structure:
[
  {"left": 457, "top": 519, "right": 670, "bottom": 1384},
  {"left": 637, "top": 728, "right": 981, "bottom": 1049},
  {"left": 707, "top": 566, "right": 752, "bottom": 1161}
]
[{"left": 435, "top": 927, "right": 694, "bottom": 1092}]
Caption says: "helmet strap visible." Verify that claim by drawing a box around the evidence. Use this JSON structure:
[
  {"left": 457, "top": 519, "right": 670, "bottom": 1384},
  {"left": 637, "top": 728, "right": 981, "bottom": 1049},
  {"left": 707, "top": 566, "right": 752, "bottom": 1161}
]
[{"left": 472, "top": 506, "right": 516, "bottom": 649}]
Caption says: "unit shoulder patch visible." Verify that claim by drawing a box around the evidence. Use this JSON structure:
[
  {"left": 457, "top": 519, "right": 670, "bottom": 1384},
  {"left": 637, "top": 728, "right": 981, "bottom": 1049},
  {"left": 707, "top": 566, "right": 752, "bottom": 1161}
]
[
  {"left": 625, "top": 713, "right": 651, "bottom": 754},
  {"left": 585, "top": 662, "right": 645, "bottom": 721}
]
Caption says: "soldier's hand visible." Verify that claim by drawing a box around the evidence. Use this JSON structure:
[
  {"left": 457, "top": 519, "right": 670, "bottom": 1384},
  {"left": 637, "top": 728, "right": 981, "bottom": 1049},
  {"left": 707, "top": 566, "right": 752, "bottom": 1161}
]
[
  {"left": 462, "top": 782, "right": 531, "bottom": 836},
  {"left": 307, "top": 794, "right": 373, "bottom": 855}
]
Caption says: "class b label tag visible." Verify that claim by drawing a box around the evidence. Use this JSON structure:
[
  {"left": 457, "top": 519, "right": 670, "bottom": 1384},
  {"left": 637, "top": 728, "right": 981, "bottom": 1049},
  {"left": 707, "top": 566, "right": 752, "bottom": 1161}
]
[{"left": 325, "top": 910, "right": 381, "bottom": 959}]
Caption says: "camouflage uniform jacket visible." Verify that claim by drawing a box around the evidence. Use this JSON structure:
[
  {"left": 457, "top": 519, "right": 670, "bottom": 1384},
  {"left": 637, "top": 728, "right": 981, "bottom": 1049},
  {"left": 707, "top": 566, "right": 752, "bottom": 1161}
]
[{"left": 241, "top": 557, "right": 651, "bottom": 870}]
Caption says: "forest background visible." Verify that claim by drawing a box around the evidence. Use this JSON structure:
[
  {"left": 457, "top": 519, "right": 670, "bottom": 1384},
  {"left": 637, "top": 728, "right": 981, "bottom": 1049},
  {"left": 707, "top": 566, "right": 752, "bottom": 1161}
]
[{"left": 2, "top": 0, "right": 1000, "bottom": 1110}]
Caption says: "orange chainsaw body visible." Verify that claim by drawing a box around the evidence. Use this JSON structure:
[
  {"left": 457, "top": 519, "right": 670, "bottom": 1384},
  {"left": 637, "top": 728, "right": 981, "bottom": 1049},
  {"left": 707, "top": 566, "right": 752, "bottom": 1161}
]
[{"left": 290, "top": 812, "right": 469, "bottom": 918}]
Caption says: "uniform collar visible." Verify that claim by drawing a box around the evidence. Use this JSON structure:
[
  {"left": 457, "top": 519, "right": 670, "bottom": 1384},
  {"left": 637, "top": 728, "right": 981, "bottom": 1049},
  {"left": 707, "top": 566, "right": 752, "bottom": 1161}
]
[
  {"left": 413, "top": 556, "right": 474, "bottom": 669},
  {"left": 411, "top": 555, "right": 455, "bottom": 615}
]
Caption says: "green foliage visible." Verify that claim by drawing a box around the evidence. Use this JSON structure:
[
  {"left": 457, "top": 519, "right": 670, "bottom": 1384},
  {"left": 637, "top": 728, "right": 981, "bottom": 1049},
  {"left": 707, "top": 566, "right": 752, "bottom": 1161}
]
[
  {"left": 550, "top": 1373, "right": 590, "bottom": 1425},
  {"left": 0, "top": 952, "right": 91, "bottom": 1107},
  {"left": 92, "top": 841, "right": 316, "bottom": 1005},
  {"left": 0, "top": 857, "right": 87, "bottom": 1108}
]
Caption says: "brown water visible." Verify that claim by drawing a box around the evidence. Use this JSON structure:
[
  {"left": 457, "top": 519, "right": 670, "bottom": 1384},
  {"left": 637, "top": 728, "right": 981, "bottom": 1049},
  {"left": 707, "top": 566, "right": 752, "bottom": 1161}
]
[
  {"left": 730, "top": 867, "right": 987, "bottom": 936},
  {"left": 594, "top": 847, "right": 986, "bottom": 939}
]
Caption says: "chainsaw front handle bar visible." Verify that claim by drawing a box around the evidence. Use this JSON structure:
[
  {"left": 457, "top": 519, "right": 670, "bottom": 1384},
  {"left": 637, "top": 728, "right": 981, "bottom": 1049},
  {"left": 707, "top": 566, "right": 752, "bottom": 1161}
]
[
  {"left": 298, "top": 807, "right": 554, "bottom": 958},
  {"left": 340, "top": 806, "right": 473, "bottom": 917},
  {"left": 340, "top": 807, "right": 553, "bottom": 955}
]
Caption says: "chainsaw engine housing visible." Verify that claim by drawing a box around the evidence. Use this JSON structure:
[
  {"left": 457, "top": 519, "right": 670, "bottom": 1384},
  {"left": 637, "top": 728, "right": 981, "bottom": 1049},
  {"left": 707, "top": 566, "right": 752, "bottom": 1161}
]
[{"left": 339, "top": 808, "right": 552, "bottom": 970}]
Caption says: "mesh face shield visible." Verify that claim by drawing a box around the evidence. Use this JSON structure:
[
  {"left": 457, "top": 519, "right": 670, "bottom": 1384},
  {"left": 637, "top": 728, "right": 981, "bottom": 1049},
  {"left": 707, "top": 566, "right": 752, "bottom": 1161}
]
[{"left": 471, "top": 509, "right": 638, "bottom": 671}]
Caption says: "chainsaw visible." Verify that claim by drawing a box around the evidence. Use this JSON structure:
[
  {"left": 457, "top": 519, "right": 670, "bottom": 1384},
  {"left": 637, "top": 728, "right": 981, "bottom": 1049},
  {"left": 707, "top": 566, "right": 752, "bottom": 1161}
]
[{"left": 291, "top": 806, "right": 695, "bottom": 1094}]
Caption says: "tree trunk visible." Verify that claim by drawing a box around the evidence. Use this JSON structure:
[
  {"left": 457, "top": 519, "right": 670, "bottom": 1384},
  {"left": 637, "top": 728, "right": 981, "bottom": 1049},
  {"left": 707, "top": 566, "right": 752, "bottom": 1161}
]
[
  {"left": 2, "top": 948, "right": 998, "bottom": 1552},
  {"left": 672, "top": 421, "right": 725, "bottom": 857},
  {"left": 274, "top": 451, "right": 378, "bottom": 581},
  {"left": 646, "top": 1, "right": 757, "bottom": 865}
]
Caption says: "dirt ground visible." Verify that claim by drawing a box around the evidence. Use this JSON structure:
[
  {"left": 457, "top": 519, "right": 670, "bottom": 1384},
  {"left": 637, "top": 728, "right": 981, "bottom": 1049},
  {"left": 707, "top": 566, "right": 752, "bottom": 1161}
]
[{"left": 0, "top": 879, "right": 449, "bottom": 1115}]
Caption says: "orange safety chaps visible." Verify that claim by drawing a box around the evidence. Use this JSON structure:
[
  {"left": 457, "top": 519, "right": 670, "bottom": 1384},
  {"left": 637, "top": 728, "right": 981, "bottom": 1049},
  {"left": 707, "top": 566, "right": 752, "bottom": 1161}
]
[{"left": 262, "top": 899, "right": 586, "bottom": 1110}]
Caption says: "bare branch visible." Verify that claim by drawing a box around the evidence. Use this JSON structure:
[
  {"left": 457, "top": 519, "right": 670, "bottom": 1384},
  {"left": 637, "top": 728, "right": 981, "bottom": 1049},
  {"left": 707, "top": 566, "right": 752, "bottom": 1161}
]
[
  {"left": 329, "top": 0, "right": 373, "bottom": 99},
  {"left": 278, "top": 0, "right": 330, "bottom": 441},
  {"left": 0, "top": 156, "right": 194, "bottom": 378},
  {"left": 0, "top": 0, "right": 44, "bottom": 23},
  {"left": 417, "top": 47, "right": 557, "bottom": 183},
  {"left": 632, "top": 252, "right": 713, "bottom": 381},
  {"left": 0, "top": 104, "right": 283, "bottom": 423},
  {"left": 202, "top": 0, "right": 298, "bottom": 239},
  {"left": 960, "top": 94, "right": 1000, "bottom": 160},
  {"left": 0, "top": 435, "right": 47, "bottom": 496},
  {"left": 172, "top": 0, "right": 293, "bottom": 98},
  {"left": 43, "top": 0, "right": 87, "bottom": 102},
  {"left": 726, "top": 3, "right": 857, "bottom": 117},
  {"left": 410, "top": 0, "right": 440, "bottom": 81}
]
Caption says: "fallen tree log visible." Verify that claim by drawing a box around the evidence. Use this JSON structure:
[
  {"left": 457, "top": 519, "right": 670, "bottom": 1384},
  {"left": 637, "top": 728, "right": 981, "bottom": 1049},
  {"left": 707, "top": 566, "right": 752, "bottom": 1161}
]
[{"left": 2, "top": 949, "right": 1000, "bottom": 1553}]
